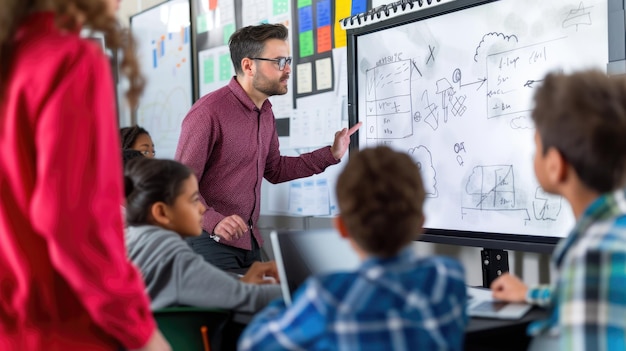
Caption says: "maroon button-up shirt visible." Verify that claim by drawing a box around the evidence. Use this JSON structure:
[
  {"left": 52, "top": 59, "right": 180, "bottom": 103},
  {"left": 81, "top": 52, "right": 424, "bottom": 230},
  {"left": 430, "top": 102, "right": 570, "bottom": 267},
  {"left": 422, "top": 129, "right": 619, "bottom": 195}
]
[{"left": 175, "top": 77, "right": 338, "bottom": 250}]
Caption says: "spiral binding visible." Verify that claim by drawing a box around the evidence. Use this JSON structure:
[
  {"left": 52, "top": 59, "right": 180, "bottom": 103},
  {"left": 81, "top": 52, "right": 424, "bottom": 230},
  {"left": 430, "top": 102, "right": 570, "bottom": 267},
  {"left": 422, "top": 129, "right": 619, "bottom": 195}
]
[{"left": 340, "top": 0, "right": 445, "bottom": 29}]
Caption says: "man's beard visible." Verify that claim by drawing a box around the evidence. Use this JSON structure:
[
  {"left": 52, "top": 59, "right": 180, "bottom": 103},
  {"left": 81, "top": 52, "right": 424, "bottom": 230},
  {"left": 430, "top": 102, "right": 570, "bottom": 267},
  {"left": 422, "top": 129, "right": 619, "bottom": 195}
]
[{"left": 253, "top": 71, "right": 289, "bottom": 96}]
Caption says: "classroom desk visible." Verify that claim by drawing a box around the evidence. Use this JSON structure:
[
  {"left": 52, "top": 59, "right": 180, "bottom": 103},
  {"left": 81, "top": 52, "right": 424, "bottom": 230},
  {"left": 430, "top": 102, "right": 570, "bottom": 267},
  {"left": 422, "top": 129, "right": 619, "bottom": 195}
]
[{"left": 465, "top": 307, "right": 549, "bottom": 351}]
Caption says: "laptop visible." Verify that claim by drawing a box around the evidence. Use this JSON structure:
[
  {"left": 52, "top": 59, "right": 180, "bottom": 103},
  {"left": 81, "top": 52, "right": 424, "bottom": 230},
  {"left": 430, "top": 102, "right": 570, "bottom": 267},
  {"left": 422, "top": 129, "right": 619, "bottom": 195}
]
[
  {"left": 270, "top": 229, "right": 361, "bottom": 305},
  {"left": 271, "top": 229, "right": 531, "bottom": 319},
  {"left": 466, "top": 286, "right": 532, "bottom": 320}
]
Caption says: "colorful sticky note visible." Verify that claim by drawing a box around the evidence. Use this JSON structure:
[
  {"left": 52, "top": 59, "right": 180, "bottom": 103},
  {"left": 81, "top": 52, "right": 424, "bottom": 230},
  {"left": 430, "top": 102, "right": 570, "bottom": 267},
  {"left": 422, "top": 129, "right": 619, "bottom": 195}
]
[
  {"left": 317, "top": 0, "right": 331, "bottom": 27},
  {"left": 197, "top": 14, "right": 208, "bottom": 34},
  {"left": 317, "top": 26, "right": 331, "bottom": 53},
  {"left": 209, "top": 0, "right": 218, "bottom": 10},
  {"left": 203, "top": 57, "right": 215, "bottom": 84},
  {"left": 297, "top": 0, "right": 312, "bottom": 8},
  {"left": 299, "top": 31, "right": 314, "bottom": 57},
  {"left": 298, "top": 6, "right": 313, "bottom": 32},
  {"left": 334, "top": 0, "right": 352, "bottom": 48},
  {"left": 352, "top": 0, "right": 367, "bottom": 15},
  {"left": 219, "top": 54, "right": 232, "bottom": 81},
  {"left": 223, "top": 23, "right": 235, "bottom": 45},
  {"left": 273, "top": 0, "right": 289, "bottom": 15}
]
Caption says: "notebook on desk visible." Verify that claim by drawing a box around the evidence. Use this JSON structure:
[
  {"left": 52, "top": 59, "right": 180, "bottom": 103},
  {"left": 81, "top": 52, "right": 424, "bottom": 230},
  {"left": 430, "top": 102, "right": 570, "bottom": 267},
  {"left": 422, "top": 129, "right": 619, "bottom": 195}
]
[
  {"left": 466, "top": 286, "right": 532, "bottom": 320},
  {"left": 270, "top": 229, "right": 361, "bottom": 306}
]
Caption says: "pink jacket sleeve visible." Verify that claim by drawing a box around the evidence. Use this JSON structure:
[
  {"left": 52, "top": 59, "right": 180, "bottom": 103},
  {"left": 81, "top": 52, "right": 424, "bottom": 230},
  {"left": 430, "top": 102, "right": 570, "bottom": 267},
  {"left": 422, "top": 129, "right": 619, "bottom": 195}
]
[{"left": 29, "top": 47, "right": 155, "bottom": 349}]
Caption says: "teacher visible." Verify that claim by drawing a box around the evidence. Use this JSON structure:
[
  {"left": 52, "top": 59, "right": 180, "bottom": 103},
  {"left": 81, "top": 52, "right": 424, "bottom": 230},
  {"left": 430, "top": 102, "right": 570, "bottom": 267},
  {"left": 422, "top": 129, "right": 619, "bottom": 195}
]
[{"left": 175, "top": 23, "right": 360, "bottom": 271}]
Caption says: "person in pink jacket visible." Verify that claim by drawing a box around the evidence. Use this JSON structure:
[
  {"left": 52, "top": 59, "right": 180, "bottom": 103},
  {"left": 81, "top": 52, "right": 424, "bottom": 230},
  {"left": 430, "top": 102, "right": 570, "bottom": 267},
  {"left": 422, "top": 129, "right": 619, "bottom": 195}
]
[{"left": 0, "top": 0, "right": 169, "bottom": 350}]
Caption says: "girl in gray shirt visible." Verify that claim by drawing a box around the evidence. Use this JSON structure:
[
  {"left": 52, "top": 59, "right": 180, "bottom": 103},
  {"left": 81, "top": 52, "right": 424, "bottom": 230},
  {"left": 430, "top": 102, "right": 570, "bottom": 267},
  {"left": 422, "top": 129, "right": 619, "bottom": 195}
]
[{"left": 124, "top": 158, "right": 281, "bottom": 313}]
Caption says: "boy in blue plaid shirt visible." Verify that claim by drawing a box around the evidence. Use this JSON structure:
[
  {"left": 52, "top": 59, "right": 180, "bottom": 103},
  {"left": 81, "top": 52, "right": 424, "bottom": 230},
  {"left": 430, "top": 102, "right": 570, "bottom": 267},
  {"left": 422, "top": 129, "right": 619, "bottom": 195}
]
[
  {"left": 239, "top": 146, "right": 467, "bottom": 351},
  {"left": 491, "top": 70, "right": 626, "bottom": 350}
]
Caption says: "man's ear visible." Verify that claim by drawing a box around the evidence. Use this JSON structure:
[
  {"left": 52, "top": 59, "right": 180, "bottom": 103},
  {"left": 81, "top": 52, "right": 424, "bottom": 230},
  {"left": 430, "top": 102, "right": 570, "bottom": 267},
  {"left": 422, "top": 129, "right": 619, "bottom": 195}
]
[
  {"left": 545, "top": 147, "right": 568, "bottom": 185},
  {"left": 150, "top": 202, "right": 171, "bottom": 226},
  {"left": 333, "top": 216, "right": 350, "bottom": 239},
  {"left": 241, "top": 57, "right": 255, "bottom": 76}
]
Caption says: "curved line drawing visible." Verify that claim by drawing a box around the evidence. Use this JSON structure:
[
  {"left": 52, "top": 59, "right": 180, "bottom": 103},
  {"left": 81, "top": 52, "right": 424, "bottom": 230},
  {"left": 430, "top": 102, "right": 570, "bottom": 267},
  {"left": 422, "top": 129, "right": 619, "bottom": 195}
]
[
  {"left": 474, "top": 32, "right": 519, "bottom": 62},
  {"left": 532, "top": 186, "right": 562, "bottom": 221},
  {"left": 510, "top": 116, "right": 533, "bottom": 129},
  {"left": 407, "top": 145, "right": 438, "bottom": 198}
]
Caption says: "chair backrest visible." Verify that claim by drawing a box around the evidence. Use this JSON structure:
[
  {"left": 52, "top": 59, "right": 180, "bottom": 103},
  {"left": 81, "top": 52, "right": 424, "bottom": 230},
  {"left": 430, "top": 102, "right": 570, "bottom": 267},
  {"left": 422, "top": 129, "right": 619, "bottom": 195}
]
[{"left": 153, "top": 306, "right": 231, "bottom": 351}]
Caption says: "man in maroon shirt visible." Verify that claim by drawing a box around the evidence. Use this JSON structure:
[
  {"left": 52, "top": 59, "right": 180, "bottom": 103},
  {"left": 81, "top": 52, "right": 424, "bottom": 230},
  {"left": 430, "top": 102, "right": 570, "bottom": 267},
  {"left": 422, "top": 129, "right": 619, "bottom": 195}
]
[{"left": 175, "top": 24, "right": 360, "bottom": 271}]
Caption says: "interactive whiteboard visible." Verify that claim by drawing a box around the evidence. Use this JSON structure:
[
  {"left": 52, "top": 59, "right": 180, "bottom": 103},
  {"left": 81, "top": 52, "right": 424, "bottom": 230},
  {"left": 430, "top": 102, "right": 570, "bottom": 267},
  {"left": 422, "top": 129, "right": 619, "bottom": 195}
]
[{"left": 351, "top": 0, "right": 612, "bottom": 241}]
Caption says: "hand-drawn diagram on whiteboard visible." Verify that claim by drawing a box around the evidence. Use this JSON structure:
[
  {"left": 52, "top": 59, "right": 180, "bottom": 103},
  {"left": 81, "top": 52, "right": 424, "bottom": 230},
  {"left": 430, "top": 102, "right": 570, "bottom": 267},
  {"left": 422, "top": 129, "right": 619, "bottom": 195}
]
[
  {"left": 131, "top": 0, "right": 192, "bottom": 159},
  {"left": 463, "top": 165, "right": 530, "bottom": 221},
  {"left": 355, "top": 0, "right": 608, "bottom": 237},
  {"left": 407, "top": 145, "right": 438, "bottom": 197}
]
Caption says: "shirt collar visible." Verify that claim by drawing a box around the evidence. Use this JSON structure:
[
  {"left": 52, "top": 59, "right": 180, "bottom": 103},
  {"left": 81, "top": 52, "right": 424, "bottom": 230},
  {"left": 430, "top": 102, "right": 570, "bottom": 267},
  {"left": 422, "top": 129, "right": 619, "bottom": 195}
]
[
  {"left": 227, "top": 76, "right": 273, "bottom": 113},
  {"left": 552, "top": 188, "right": 626, "bottom": 268},
  {"left": 359, "top": 246, "right": 417, "bottom": 272}
]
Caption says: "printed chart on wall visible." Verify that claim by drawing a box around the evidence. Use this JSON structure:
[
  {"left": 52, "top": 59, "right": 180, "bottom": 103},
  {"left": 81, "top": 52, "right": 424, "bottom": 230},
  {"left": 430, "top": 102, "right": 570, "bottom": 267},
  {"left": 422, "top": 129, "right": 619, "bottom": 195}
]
[
  {"left": 131, "top": 0, "right": 192, "bottom": 159},
  {"left": 354, "top": 0, "right": 609, "bottom": 237}
]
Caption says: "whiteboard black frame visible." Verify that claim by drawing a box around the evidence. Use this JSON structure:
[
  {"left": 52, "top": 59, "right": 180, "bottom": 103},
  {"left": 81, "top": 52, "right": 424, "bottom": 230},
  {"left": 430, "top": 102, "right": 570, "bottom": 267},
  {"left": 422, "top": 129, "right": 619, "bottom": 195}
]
[{"left": 346, "top": 0, "right": 626, "bottom": 254}]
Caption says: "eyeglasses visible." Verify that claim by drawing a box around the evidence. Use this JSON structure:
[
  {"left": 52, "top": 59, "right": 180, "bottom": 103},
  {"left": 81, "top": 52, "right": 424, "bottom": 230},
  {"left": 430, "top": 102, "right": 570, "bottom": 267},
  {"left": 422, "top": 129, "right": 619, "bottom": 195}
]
[
  {"left": 139, "top": 150, "right": 156, "bottom": 157},
  {"left": 249, "top": 56, "right": 292, "bottom": 71}
]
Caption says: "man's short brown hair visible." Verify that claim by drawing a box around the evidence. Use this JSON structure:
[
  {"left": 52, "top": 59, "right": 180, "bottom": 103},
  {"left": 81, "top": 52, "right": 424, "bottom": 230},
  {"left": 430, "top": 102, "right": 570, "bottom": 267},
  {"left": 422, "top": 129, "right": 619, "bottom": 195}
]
[
  {"left": 228, "top": 24, "right": 288, "bottom": 75},
  {"left": 532, "top": 70, "right": 626, "bottom": 193},
  {"left": 336, "top": 146, "right": 425, "bottom": 257}
]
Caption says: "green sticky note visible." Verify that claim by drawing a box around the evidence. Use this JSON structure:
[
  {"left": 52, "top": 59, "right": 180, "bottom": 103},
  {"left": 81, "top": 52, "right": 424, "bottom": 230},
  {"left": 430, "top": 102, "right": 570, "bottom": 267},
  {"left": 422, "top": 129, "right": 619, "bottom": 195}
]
[
  {"left": 273, "top": 0, "right": 289, "bottom": 15},
  {"left": 299, "top": 31, "right": 314, "bottom": 57},
  {"left": 297, "top": 0, "right": 312, "bottom": 8},
  {"left": 219, "top": 54, "right": 232, "bottom": 81},
  {"left": 223, "top": 23, "right": 235, "bottom": 45},
  {"left": 197, "top": 14, "right": 208, "bottom": 34},
  {"left": 203, "top": 58, "right": 215, "bottom": 84}
]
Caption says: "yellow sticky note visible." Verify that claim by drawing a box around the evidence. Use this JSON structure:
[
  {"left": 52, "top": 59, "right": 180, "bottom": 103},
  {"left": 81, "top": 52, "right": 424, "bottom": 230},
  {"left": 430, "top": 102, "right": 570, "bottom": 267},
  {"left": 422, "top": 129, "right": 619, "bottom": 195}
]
[{"left": 334, "top": 0, "right": 352, "bottom": 48}]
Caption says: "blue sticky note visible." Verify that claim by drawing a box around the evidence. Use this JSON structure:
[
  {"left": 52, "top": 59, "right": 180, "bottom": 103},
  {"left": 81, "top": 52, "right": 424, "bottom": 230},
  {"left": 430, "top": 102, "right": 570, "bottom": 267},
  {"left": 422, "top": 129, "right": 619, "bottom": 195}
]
[
  {"left": 298, "top": 6, "right": 313, "bottom": 32},
  {"left": 317, "top": 0, "right": 331, "bottom": 27},
  {"left": 351, "top": 0, "right": 367, "bottom": 15}
]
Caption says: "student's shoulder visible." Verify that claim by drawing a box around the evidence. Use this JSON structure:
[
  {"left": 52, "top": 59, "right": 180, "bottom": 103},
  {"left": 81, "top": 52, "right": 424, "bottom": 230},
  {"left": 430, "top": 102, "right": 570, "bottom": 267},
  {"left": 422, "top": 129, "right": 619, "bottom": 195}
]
[
  {"left": 581, "top": 214, "right": 626, "bottom": 254},
  {"left": 412, "top": 255, "right": 466, "bottom": 289},
  {"left": 305, "top": 271, "right": 359, "bottom": 298},
  {"left": 39, "top": 31, "right": 106, "bottom": 70},
  {"left": 126, "top": 225, "right": 189, "bottom": 254},
  {"left": 15, "top": 28, "right": 108, "bottom": 90}
]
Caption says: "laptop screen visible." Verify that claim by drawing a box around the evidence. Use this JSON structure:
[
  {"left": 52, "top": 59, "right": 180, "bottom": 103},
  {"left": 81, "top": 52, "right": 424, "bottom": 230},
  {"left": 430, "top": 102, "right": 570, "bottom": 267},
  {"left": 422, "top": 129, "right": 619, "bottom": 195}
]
[{"left": 270, "top": 229, "right": 361, "bottom": 305}]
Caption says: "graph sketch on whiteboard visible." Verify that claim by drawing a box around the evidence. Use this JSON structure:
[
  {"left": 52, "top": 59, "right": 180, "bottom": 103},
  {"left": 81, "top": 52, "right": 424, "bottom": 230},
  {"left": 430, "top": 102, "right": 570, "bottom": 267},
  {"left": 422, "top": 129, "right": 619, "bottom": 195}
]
[{"left": 462, "top": 165, "right": 530, "bottom": 221}]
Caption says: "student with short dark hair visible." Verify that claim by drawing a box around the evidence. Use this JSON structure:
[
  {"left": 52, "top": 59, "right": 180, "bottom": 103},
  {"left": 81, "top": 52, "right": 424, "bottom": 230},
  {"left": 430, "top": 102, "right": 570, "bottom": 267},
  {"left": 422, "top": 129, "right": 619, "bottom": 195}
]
[
  {"left": 491, "top": 70, "right": 626, "bottom": 350},
  {"left": 121, "top": 125, "right": 155, "bottom": 158},
  {"left": 239, "top": 146, "right": 467, "bottom": 351},
  {"left": 124, "top": 157, "right": 281, "bottom": 312}
]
